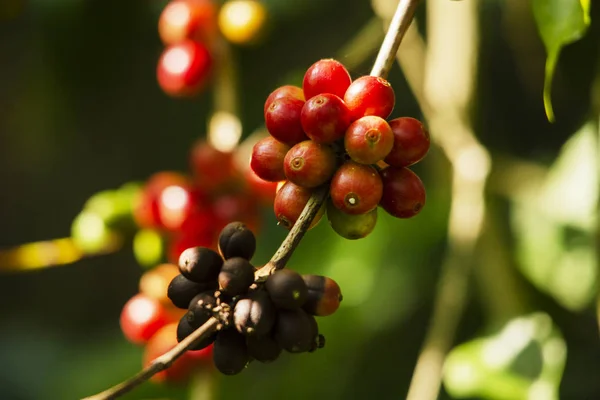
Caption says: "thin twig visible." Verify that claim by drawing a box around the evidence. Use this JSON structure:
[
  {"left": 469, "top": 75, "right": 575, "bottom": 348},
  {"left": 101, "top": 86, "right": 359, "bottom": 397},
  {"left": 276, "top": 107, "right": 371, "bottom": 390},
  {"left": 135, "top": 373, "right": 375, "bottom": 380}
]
[
  {"left": 0, "top": 236, "right": 123, "bottom": 273},
  {"left": 82, "top": 318, "right": 220, "bottom": 400},
  {"left": 370, "top": 0, "right": 421, "bottom": 78},
  {"left": 83, "top": 1, "right": 423, "bottom": 397},
  {"left": 255, "top": 185, "right": 329, "bottom": 280}
]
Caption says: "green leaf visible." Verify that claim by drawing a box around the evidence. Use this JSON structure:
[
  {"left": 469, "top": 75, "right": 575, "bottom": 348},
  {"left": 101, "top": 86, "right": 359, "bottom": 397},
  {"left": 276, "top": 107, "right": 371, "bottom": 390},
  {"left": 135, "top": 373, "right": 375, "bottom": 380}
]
[
  {"left": 443, "top": 313, "right": 566, "bottom": 400},
  {"left": 510, "top": 122, "right": 598, "bottom": 310},
  {"left": 532, "top": 0, "right": 591, "bottom": 122}
]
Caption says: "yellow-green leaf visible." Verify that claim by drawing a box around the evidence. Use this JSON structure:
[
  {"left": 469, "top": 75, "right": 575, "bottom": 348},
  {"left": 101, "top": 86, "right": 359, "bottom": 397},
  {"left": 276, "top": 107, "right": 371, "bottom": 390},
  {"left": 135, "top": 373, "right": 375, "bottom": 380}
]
[{"left": 532, "top": 0, "right": 591, "bottom": 122}]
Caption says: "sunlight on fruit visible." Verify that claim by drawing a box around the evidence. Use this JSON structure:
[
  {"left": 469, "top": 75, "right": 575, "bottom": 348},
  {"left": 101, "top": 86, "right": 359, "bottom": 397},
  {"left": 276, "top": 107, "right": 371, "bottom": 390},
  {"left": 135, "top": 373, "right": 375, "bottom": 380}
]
[
  {"left": 164, "top": 2, "right": 191, "bottom": 28},
  {"left": 163, "top": 47, "right": 192, "bottom": 74},
  {"left": 160, "top": 185, "right": 189, "bottom": 210},
  {"left": 208, "top": 111, "right": 242, "bottom": 152},
  {"left": 276, "top": 181, "right": 285, "bottom": 192},
  {"left": 218, "top": 0, "right": 267, "bottom": 45},
  {"left": 128, "top": 296, "right": 156, "bottom": 325}
]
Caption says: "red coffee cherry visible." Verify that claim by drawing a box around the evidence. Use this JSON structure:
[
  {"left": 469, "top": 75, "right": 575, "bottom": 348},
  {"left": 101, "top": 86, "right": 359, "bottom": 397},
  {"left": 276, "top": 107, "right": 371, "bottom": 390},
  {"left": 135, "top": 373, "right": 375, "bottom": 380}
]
[
  {"left": 344, "top": 76, "right": 395, "bottom": 120},
  {"left": 274, "top": 181, "right": 323, "bottom": 230},
  {"left": 168, "top": 217, "right": 217, "bottom": 264},
  {"left": 384, "top": 117, "right": 430, "bottom": 167},
  {"left": 379, "top": 166, "right": 426, "bottom": 218},
  {"left": 302, "top": 59, "right": 352, "bottom": 100},
  {"left": 133, "top": 172, "right": 192, "bottom": 230},
  {"left": 264, "top": 97, "right": 308, "bottom": 146},
  {"left": 330, "top": 161, "right": 383, "bottom": 215},
  {"left": 190, "top": 140, "right": 236, "bottom": 191},
  {"left": 344, "top": 116, "right": 394, "bottom": 164},
  {"left": 250, "top": 136, "right": 290, "bottom": 182},
  {"left": 264, "top": 85, "right": 305, "bottom": 115},
  {"left": 120, "top": 293, "right": 170, "bottom": 344},
  {"left": 212, "top": 193, "right": 260, "bottom": 234},
  {"left": 300, "top": 93, "right": 352, "bottom": 144},
  {"left": 157, "top": 40, "right": 212, "bottom": 97},
  {"left": 159, "top": 0, "right": 217, "bottom": 45},
  {"left": 157, "top": 183, "right": 208, "bottom": 232},
  {"left": 283, "top": 140, "right": 337, "bottom": 188}
]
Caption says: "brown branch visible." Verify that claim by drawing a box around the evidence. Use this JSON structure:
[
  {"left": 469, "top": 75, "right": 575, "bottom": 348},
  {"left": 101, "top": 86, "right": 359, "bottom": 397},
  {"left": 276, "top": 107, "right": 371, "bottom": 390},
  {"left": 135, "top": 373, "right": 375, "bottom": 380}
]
[
  {"left": 370, "top": 0, "right": 421, "bottom": 78},
  {"left": 82, "top": 317, "right": 220, "bottom": 400},
  {"left": 83, "top": 1, "right": 423, "bottom": 398},
  {"left": 255, "top": 185, "right": 329, "bottom": 280}
]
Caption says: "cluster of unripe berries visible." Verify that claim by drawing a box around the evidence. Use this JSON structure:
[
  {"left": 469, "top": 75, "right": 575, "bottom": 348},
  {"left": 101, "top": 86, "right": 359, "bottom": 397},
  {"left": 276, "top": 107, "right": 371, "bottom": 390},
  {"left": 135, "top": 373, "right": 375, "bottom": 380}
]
[
  {"left": 157, "top": 0, "right": 267, "bottom": 97},
  {"left": 250, "top": 59, "right": 430, "bottom": 239},
  {"left": 168, "top": 222, "right": 342, "bottom": 375}
]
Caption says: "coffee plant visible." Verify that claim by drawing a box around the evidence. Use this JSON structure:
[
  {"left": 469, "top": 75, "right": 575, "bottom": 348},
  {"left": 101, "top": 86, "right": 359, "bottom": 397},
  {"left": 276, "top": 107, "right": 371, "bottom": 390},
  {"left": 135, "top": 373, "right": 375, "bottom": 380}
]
[{"left": 0, "top": 0, "right": 597, "bottom": 400}]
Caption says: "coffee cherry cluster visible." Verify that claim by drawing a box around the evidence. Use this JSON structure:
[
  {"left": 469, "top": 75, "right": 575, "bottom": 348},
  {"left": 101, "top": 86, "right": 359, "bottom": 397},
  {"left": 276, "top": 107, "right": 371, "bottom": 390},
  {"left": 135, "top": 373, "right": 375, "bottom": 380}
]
[
  {"left": 104, "top": 141, "right": 276, "bottom": 385},
  {"left": 250, "top": 58, "right": 430, "bottom": 239},
  {"left": 157, "top": 0, "right": 269, "bottom": 97},
  {"left": 169, "top": 222, "right": 343, "bottom": 375},
  {"left": 133, "top": 140, "right": 273, "bottom": 267}
]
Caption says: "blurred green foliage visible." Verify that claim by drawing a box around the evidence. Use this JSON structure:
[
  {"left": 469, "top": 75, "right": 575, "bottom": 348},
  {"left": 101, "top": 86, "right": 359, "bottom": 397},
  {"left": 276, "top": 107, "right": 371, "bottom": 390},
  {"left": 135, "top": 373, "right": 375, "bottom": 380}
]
[{"left": 0, "top": 0, "right": 599, "bottom": 400}]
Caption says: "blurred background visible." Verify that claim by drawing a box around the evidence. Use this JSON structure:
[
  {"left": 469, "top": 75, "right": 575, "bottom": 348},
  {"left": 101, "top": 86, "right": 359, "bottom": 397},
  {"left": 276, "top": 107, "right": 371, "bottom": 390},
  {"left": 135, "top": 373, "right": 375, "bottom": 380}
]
[{"left": 0, "top": 0, "right": 599, "bottom": 399}]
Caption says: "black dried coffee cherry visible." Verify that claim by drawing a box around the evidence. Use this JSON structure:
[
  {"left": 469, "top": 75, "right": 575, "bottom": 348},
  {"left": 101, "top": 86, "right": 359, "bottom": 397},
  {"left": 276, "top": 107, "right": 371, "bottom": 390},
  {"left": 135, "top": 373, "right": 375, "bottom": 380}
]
[
  {"left": 178, "top": 247, "right": 223, "bottom": 283},
  {"left": 167, "top": 274, "right": 210, "bottom": 309},
  {"left": 218, "top": 222, "right": 256, "bottom": 261},
  {"left": 234, "top": 290, "right": 276, "bottom": 336},
  {"left": 176, "top": 314, "right": 216, "bottom": 350},
  {"left": 213, "top": 329, "right": 250, "bottom": 375},
  {"left": 265, "top": 269, "right": 308, "bottom": 310},
  {"left": 275, "top": 309, "right": 318, "bottom": 353},
  {"left": 247, "top": 334, "right": 282, "bottom": 363},
  {"left": 218, "top": 257, "right": 255, "bottom": 296}
]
